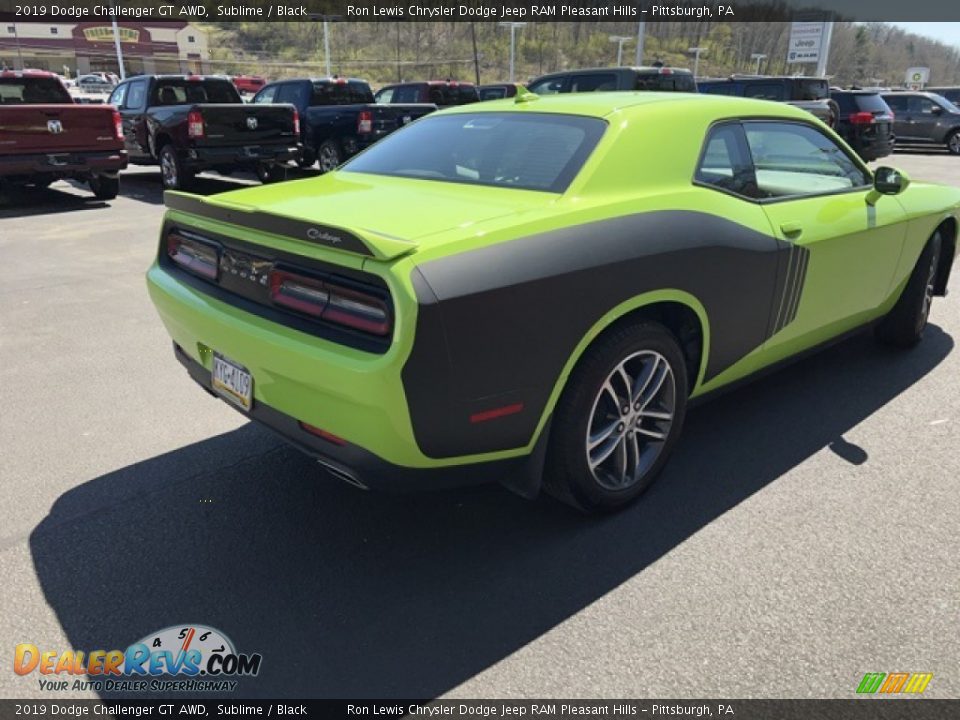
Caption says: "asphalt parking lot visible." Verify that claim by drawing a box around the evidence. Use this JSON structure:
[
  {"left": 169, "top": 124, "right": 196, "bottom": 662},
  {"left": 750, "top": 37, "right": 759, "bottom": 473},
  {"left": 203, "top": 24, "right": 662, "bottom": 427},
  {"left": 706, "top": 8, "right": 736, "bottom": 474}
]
[{"left": 1, "top": 152, "right": 958, "bottom": 700}]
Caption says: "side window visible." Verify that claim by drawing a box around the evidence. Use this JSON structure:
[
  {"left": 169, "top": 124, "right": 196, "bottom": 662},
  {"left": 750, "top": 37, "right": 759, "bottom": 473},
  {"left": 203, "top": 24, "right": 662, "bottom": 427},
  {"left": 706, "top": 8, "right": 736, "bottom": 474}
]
[
  {"left": 393, "top": 86, "right": 419, "bottom": 103},
  {"left": 528, "top": 78, "right": 566, "bottom": 95},
  {"left": 124, "top": 79, "right": 146, "bottom": 110},
  {"left": 909, "top": 97, "right": 938, "bottom": 114},
  {"left": 276, "top": 83, "right": 302, "bottom": 105},
  {"left": 695, "top": 123, "right": 757, "bottom": 198},
  {"left": 569, "top": 73, "right": 618, "bottom": 92},
  {"left": 883, "top": 95, "right": 907, "bottom": 112},
  {"left": 375, "top": 88, "right": 393, "bottom": 103},
  {"left": 744, "top": 83, "right": 786, "bottom": 101},
  {"left": 743, "top": 121, "right": 869, "bottom": 198},
  {"left": 108, "top": 83, "right": 127, "bottom": 108},
  {"left": 253, "top": 85, "right": 277, "bottom": 104}
]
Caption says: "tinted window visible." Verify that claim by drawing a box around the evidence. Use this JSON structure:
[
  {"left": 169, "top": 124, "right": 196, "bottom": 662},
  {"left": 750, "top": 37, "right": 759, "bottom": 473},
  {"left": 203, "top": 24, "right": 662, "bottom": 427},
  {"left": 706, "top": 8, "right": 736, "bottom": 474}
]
[
  {"left": 569, "top": 73, "right": 618, "bottom": 92},
  {"left": 695, "top": 123, "right": 756, "bottom": 197},
  {"left": 276, "top": 84, "right": 302, "bottom": 104},
  {"left": 0, "top": 76, "right": 72, "bottom": 104},
  {"left": 125, "top": 79, "right": 147, "bottom": 109},
  {"left": 883, "top": 94, "right": 908, "bottom": 112},
  {"left": 698, "top": 81, "right": 737, "bottom": 96},
  {"left": 153, "top": 79, "right": 241, "bottom": 105},
  {"left": 392, "top": 85, "right": 420, "bottom": 103},
  {"left": 479, "top": 87, "right": 507, "bottom": 101},
  {"left": 342, "top": 112, "right": 606, "bottom": 193},
  {"left": 528, "top": 77, "right": 566, "bottom": 95},
  {"left": 908, "top": 96, "right": 939, "bottom": 114},
  {"left": 833, "top": 93, "right": 890, "bottom": 114},
  {"left": 635, "top": 73, "right": 697, "bottom": 92},
  {"left": 312, "top": 81, "right": 374, "bottom": 105},
  {"left": 253, "top": 85, "right": 278, "bottom": 104},
  {"left": 744, "top": 121, "right": 869, "bottom": 198},
  {"left": 744, "top": 83, "right": 786, "bottom": 101}
]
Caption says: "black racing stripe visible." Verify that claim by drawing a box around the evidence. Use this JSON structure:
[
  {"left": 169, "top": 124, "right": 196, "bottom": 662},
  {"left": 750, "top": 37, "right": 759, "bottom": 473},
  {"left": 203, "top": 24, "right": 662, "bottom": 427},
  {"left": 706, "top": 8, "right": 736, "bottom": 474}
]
[
  {"left": 164, "top": 191, "right": 373, "bottom": 257},
  {"left": 782, "top": 246, "right": 810, "bottom": 328},
  {"left": 403, "top": 210, "right": 791, "bottom": 459},
  {"left": 772, "top": 244, "right": 798, "bottom": 334}
]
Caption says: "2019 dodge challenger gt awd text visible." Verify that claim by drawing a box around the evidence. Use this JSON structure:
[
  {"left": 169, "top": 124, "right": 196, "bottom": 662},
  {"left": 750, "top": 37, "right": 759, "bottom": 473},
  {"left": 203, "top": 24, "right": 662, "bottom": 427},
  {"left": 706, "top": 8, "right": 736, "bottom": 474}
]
[{"left": 147, "top": 91, "right": 959, "bottom": 512}]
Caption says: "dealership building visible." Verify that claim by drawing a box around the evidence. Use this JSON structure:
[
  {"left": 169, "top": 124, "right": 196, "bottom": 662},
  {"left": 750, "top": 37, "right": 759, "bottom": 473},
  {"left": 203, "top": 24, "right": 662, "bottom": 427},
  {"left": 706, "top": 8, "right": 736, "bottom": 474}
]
[{"left": 0, "top": 21, "right": 210, "bottom": 76}]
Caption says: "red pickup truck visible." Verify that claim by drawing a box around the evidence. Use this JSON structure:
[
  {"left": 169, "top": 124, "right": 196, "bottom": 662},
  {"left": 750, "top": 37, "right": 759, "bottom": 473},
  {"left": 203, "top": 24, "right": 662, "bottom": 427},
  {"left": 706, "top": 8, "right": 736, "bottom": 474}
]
[{"left": 0, "top": 70, "right": 128, "bottom": 199}]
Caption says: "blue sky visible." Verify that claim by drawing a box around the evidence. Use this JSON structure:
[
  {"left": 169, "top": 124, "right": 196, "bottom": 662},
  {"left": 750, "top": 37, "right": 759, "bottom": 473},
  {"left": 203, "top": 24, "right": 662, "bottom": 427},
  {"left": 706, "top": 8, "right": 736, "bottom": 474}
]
[{"left": 890, "top": 23, "right": 960, "bottom": 49}]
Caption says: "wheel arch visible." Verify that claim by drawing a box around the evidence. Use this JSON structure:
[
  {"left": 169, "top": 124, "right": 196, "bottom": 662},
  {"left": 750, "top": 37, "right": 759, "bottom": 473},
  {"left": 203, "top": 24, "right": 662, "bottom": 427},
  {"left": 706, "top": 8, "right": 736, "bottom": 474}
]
[
  {"left": 153, "top": 133, "right": 174, "bottom": 159},
  {"left": 528, "top": 290, "right": 710, "bottom": 451},
  {"left": 934, "top": 216, "right": 957, "bottom": 296}
]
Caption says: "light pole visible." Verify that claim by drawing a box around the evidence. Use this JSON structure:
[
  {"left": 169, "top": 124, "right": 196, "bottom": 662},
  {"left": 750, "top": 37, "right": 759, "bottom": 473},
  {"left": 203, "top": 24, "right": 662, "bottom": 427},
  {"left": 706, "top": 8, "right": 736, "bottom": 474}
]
[
  {"left": 609, "top": 36, "right": 633, "bottom": 67},
  {"left": 635, "top": 21, "right": 645, "bottom": 66},
  {"left": 12, "top": 22, "right": 24, "bottom": 70},
  {"left": 498, "top": 22, "right": 526, "bottom": 82},
  {"left": 815, "top": 21, "right": 834, "bottom": 77},
  {"left": 110, "top": 7, "right": 126, "bottom": 80},
  {"left": 750, "top": 53, "right": 767, "bottom": 75},
  {"left": 308, "top": 14, "right": 337, "bottom": 77},
  {"left": 687, "top": 47, "right": 706, "bottom": 79}
]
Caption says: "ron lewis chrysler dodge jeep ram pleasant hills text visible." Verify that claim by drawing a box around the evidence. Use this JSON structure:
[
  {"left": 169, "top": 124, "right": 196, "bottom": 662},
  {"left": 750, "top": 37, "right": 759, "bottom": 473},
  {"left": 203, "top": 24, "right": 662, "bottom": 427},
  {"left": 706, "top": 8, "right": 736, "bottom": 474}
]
[{"left": 146, "top": 91, "right": 959, "bottom": 512}]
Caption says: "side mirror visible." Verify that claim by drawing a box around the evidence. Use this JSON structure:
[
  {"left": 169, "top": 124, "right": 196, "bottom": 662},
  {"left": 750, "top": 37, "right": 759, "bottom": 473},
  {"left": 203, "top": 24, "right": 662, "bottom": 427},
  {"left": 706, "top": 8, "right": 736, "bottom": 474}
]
[
  {"left": 867, "top": 166, "right": 910, "bottom": 205},
  {"left": 931, "top": 105, "right": 943, "bottom": 115}
]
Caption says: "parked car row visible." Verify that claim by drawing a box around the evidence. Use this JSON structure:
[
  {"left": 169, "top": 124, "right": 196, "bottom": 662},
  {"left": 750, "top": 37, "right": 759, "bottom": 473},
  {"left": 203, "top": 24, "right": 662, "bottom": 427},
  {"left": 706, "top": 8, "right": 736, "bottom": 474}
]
[{"left": 4, "top": 65, "right": 956, "bottom": 204}]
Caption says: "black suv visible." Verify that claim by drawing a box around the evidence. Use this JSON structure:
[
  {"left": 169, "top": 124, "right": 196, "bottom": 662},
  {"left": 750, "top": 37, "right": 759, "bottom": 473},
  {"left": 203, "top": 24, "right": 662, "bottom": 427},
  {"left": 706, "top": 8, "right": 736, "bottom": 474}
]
[
  {"left": 697, "top": 75, "right": 838, "bottom": 127},
  {"left": 527, "top": 66, "right": 697, "bottom": 95},
  {"left": 829, "top": 90, "right": 895, "bottom": 162},
  {"left": 882, "top": 91, "right": 960, "bottom": 154}
]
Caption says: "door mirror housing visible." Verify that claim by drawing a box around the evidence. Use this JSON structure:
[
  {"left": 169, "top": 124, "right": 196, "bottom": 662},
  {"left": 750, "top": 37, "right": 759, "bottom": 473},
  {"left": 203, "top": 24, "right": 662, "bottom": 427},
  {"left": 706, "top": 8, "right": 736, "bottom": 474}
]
[
  {"left": 931, "top": 104, "right": 943, "bottom": 115},
  {"left": 867, "top": 166, "right": 910, "bottom": 205}
]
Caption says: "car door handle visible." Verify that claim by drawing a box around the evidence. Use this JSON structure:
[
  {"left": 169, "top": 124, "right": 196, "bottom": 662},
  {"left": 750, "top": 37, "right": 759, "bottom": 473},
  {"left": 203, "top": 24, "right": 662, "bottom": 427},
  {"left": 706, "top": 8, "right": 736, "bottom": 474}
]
[{"left": 780, "top": 222, "right": 803, "bottom": 238}]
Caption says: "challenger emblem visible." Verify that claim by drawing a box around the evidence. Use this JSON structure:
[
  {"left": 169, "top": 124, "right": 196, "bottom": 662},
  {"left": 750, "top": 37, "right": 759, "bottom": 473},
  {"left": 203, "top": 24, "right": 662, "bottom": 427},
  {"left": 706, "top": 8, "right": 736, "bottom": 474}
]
[
  {"left": 246, "top": 117, "right": 258, "bottom": 130},
  {"left": 307, "top": 228, "right": 342, "bottom": 244},
  {"left": 47, "top": 120, "right": 64, "bottom": 134}
]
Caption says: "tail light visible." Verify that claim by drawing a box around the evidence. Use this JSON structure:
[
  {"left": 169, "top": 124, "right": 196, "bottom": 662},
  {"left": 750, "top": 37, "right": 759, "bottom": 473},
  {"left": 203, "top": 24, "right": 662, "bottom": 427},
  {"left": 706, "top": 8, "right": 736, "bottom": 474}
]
[
  {"left": 270, "top": 268, "right": 390, "bottom": 336},
  {"left": 849, "top": 112, "right": 875, "bottom": 125},
  {"left": 357, "top": 110, "right": 373, "bottom": 134},
  {"left": 187, "top": 110, "right": 205, "bottom": 139},
  {"left": 167, "top": 232, "right": 219, "bottom": 280},
  {"left": 112, "top": 108, "right": 123, "bottom": 140},
  {"left": 659, "top": 67, "right": 673, "bottom": 75},
  {"left": 293, "top": 108, "right": 300, "bottom": 137}
]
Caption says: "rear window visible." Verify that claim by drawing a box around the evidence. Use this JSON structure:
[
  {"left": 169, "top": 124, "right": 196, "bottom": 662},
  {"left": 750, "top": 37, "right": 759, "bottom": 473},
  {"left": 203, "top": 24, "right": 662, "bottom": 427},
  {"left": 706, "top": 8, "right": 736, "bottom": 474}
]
[
  {"left": 569, "top": 73, "right": 619, "bottom": 92},
  {"left": 342, "top": 112, "right": 606, "bottom": 193},
  {"left": 744, "top": 83, "right": 786, "bottom": 101},
  {"left": 311, "top": 81, "right": 374, "bottom": 105},
  {"left": 153, "top": 79, "right": 241, "bottom": 105},
  {"left": 851, "top": 94, "right": 891, "bottom": 113},
  {"left": 635, "top": 72, "right": 697, "bottom": 92},
  {"left": 0, "top": 76, "right": 72, "bottom": 105}
]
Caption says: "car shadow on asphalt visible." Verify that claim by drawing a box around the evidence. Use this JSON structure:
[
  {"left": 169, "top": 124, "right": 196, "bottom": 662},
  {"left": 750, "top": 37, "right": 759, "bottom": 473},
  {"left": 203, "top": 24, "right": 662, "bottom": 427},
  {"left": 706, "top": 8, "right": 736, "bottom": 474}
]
[
  {"left": 28, "top": 326, "right": 953, "bottom": 699},
  {"left": 0, "top": 185, "right": 109, "bottom": 218},
  {"left": 114, "top": 167, "right": 322, "bottom": 206}
]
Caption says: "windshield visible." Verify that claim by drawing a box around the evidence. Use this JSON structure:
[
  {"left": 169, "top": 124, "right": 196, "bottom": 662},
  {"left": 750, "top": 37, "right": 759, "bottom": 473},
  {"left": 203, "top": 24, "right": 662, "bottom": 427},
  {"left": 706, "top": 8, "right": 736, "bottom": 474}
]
[
  {"left": 342, "top": 112, "right": 606, "bottom": 193},
  {"left": 936, "top": 96, "right": 960, "bottom": 113},
  {"left": 0, "top": 77, "right": 72, "bottom": 105},
  {"left": 635, "top": 73, "right": 697, "bottom": 92}
]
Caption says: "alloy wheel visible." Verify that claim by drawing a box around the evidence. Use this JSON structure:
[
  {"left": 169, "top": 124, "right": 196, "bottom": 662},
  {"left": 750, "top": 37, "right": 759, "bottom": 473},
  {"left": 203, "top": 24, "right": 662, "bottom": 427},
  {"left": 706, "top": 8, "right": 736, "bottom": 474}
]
[{"left": 585, "top": 351, "right": 676, "bottom": 491}]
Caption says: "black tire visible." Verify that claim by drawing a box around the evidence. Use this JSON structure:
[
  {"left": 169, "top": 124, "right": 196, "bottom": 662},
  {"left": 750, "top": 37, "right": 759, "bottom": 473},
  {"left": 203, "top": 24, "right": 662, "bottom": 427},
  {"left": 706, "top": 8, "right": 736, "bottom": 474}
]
[
  {"left": 89, "top": 174, "right": 119, "bottom": 200},
  {"left": 158, "top": 144, "right": 193, "bottom": 191},
  {"left": 543, "top": 320, "right": 689, "bottom": 513},
  {"left": 875, "top": 231, "right": 943, "bottom": 347},
  {"left": 947, "top": 130, "right": 960, "bottom": 156},
  {"left": 256, "top": 163, "right": 287, "bottom": 184},
  {"left": 297, "top": 149, "right": 317, "bottom": 169},
  {"left": 317, "top": 140, "right": 342, "bottom": 174}
]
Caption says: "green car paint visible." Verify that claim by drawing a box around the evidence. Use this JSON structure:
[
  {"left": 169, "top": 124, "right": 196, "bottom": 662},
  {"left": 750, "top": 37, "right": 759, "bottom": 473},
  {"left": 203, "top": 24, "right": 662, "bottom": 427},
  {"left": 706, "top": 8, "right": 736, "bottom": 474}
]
[{"left": 146, "top": 92, "right": 960, "bottom": 486}]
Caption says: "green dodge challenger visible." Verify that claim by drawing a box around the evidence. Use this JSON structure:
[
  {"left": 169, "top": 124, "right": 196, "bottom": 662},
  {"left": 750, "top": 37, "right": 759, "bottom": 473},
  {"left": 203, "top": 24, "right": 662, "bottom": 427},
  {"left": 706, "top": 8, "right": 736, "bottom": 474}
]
[{"left": 147, "top": 92, "right": 959, "bottom": 512}]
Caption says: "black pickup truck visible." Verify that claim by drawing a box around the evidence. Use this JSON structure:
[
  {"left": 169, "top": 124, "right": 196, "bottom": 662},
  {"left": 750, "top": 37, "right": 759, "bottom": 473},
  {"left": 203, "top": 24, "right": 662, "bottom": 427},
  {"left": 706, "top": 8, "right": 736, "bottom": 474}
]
[
  {"left": 253, "top": 77, "right": 436, "bottom": 172},
  {"left": 108, "top": 75, "right": 300, "bottom": 190}
]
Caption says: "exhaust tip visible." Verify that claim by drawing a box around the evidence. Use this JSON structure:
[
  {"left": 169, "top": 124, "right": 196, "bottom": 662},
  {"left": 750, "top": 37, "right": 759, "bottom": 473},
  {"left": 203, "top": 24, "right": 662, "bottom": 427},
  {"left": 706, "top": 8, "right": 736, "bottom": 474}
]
[{"left": 317, "top": 459, "right": 368, "bottom": 491}]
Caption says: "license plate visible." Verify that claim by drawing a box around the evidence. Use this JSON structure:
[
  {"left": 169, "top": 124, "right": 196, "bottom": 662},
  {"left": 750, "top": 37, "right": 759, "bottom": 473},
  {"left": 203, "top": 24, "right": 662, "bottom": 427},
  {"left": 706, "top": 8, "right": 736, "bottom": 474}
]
[{"left": 212, "top": 353, "right": 253, "bottom": 411}]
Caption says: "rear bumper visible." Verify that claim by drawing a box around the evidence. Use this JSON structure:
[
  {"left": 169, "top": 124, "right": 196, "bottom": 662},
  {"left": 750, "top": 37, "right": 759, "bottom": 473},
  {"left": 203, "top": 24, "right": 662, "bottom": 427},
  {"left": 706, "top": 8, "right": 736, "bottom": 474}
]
[
  {"left": 848, "top": 133, "right": 896, "bottom": 161},
  {"left": 183, "top": 143, "right": 301, "bottom": 170},
  {"left": 0, "top": 148, "right": 127, "bottom": 178},
  {"left": 173, "top": 342, "right": 532, "bottom": 493}
]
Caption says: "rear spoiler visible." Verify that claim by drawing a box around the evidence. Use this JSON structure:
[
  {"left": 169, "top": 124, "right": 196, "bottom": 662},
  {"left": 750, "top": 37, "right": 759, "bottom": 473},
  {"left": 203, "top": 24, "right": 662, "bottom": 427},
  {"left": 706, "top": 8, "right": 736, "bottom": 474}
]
[{"left": 163, "top": 191, "right": 417, "bottom": 261}]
